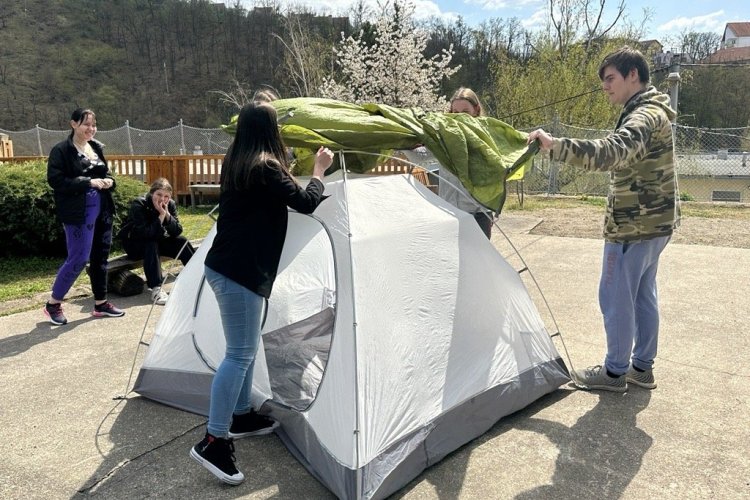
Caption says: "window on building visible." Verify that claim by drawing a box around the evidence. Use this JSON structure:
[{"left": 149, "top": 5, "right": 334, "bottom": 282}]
[{"left": 711, "top": 190, "right": 741, "bottom": 202}]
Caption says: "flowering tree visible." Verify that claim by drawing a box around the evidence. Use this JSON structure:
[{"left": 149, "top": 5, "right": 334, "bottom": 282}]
[{"left": 320, "top": 1, "right": 459, "bottom": 111}]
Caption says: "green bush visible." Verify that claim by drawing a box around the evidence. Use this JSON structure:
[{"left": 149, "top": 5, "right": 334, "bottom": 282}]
[
  {"left": 679, "top": 191, "right": 696, "bottom": 202},
  {"left": 0, "top": 160, "right": 148, "bottom": 257}
]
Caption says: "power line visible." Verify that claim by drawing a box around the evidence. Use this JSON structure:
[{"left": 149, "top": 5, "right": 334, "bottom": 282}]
[
  {"left": 680, "top": 62, "right": 750, "bottom": 68},
  {"left": 498, "top": 87, "right": 601, "bottom": 121}
]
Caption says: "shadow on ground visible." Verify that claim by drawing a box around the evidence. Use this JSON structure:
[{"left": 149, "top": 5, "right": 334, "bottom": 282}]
[{"left": 73, "top": 396, "right": 334, "bottom": 499}]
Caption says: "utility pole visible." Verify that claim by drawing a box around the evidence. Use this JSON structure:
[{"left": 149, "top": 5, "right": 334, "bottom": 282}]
[
  {"left": 163, "top": 61, "right": 169, "bottom": 95},
  {"left": 666, "top": 58, "right": 681, "bottom": 122}
]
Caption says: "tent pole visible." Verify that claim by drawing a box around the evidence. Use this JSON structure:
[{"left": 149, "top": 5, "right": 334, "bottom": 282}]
[{"left": 339, "top": 152, "right": 363, "bottom": 498}]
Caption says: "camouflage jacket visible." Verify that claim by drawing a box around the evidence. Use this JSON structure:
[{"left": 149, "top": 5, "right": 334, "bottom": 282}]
[{"left": 551, "top": 86, "right": 680, "bottom": 243}]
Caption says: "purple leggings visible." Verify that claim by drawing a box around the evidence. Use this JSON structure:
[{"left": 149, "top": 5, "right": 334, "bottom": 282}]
[{"left": 51, "top": 190, "right": 113, "bottom": 301}]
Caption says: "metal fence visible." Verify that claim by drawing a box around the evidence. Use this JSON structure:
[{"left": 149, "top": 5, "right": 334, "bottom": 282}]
[
  {"left": 0, "top": 120, "right": 231, "bottom": 157},
  {"left": 517, "top": 122, "right": 750, "bottom": 203},
  {"left": 2, "top": 121, "right": 749, "bottom": 203}
]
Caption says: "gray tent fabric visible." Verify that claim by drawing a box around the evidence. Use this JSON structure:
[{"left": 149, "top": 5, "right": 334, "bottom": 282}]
[{"left": 134, "top": 174, "right": 569, "bottom": 499}]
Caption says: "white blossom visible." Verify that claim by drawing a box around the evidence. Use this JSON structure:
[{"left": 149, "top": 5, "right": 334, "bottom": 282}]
[{"left": 320, "top": 2, "right": 460, "bottom": 111}]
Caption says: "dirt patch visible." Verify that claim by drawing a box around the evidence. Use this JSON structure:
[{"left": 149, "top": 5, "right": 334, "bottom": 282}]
[{"left": 526, "top": 206, "right": 750, "bottom": 249}]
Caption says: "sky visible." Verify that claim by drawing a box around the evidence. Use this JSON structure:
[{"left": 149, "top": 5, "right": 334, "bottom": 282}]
[{"left": 225, "top": 0, "right": 749, "bottom": 48}]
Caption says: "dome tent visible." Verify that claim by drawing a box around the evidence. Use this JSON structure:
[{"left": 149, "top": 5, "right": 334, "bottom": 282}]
[{"left": 134, "top": 173, "right": 569, "bottom": 499}]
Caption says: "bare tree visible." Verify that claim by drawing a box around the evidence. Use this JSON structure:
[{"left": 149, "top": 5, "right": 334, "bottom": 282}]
[
  {"left": 548, "top": 0, "right": 628, "bottom": 56},
  {"left": 582, "top": 0, "right": 626, "bottom": 49},
  {"left": 348, "top": 0, "right": 371, "bottom": 31},
  {"left": 675, "top": 30, "right": 722, "bottom": 61},
  {"left": 549, "top": 0, "right": 578, "bottom": 57},
  {"left": 273, "top": 10, "right": 332, "bottom": 97},
  {"left": 209, "top": 77, "right": 255, "bottom": 110}
]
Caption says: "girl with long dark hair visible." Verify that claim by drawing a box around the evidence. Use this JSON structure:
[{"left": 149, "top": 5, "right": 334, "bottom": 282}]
[{"left": 190, "top": 101, "right": 333, "bottom": 485}]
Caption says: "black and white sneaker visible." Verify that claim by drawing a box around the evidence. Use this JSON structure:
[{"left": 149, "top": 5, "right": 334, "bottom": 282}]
[
  {"left": 44, "top": 302, "right": 67, "bottom": 325},
  {"left": 92, "top": 301, "right": 125, "bottom": 318},
  {"left": 228, "top": 410, "right": 279, "bottom": 439},
  {"left": 190, "top": 433, "right": 244, "bottom": 485}
]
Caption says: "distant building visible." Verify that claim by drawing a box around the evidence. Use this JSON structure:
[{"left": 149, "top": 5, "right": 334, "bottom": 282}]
[
  {"left": 651, "top": 49, "right": 693, "bottom": 70},
  {"left": 639, "top": 39, "right": 663, "bottom": 55},
  {"left": 721, "top": 22, "right": 750, "bottom": 48},
  {"left": 700, "top": 22, "right": 750, "bottom": 64},
  {"left": 701, "top": 46, "right": 750, "bottom": 63},
  {"left": 638, "top": 40, "right": 677, "bottom": 71},
  {"left": 698, "top": 22, "right": 750, "bottom": 63}
]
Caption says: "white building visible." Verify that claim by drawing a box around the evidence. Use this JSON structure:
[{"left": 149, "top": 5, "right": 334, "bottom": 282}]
[{"left": 722, "top": 22, "right": 750, "bottom": 49}]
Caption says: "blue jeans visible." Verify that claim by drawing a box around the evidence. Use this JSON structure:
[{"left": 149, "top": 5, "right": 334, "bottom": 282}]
[
  {"left": 599, "top": 235, "right": 670, "bottom": 375},
  {"left": 204, "top": 266, "right": 265, "bottom": 438}
]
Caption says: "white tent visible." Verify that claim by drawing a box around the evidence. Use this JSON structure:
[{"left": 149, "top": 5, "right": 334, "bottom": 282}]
[{"left": 134, "top": 173, "right": 569, "bottom": 499}]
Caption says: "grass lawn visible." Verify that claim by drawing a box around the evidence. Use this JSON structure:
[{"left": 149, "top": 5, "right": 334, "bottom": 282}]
[
  {"left": 2, "top": 196, "right": 749, "bottom": 309},
  {"left": 504, "top": 193, "right": 750, "bottom": 219},
  {"left": 0, "top": 206, "right": 216, "bottom": 304}
]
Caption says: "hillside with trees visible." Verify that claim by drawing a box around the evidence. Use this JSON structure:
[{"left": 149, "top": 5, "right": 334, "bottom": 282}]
[{"left": 0, "top": 0, "right": 747, "bottom": 131}]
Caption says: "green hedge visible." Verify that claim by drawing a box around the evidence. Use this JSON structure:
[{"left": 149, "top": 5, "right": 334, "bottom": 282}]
[{"left": 0, "top": 160, "right": 148, "bottom": 257}]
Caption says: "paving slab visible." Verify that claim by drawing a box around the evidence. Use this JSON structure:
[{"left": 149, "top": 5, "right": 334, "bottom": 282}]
[{"left": 1, "top": 234, "right": 748, "bottom": 499}]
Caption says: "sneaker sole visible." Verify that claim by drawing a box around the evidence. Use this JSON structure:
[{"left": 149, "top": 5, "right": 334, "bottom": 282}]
[
  {"left": 573, "top": 381, "right": 627, "bottom": 393},
  {"left": 91, "top": 311, "right": 125, "bottom": 318},
  {"left": 44, "top": 308, "right": 67, "bottom": 325},
  {"left": 189, "top": 447, "right": 245, "bottom": 485},
  {"left": 228, "top": 420, "right": 280, "bottom": 440},
  {"left": 626, "top": 377, "right": 657, "bottom": 389}
]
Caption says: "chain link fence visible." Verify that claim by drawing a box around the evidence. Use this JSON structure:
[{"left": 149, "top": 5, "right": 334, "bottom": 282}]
[
  {"left": 517, "top": 121, "right": 750, "bottom": 203},
  {"left": 0, "top": 121, "right": 231, "bottom": 157},
  {"left": 3, "top": 121, "right": 749, "bottom": 202}
]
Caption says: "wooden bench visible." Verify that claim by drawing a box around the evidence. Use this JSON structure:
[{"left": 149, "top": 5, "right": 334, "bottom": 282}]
[
  {"left": 88, "top": 238, "right": 203, "bottom": 279},
  {"left": 86, "top": 255, "right": 172, "bottom": 287},
  {"left": 84, "top": 254, "right": 162, "bottom": 296},
  {"left": 189, "top": 184, "right": 221, "bottom": 208},
  {"left": 104, "top": 254, "right": 171, "bottom": 275}
]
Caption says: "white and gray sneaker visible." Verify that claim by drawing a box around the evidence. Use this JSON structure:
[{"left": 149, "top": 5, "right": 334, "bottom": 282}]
[
  {"left": 626, "top": 366, "right": 656, "bottom": 389},
  {"left": 151, "top": 286, "right": 169, "bottom": 305},
  {"left": 572, "top": 364, "right": 627, "bottom": 392}
]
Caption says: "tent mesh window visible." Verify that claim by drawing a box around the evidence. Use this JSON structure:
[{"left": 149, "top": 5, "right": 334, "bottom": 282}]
[{"left": 264, "top": 308, "right": 334, "bottom": 411}]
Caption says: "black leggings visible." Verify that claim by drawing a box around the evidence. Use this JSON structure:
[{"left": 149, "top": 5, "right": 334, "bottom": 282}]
[
  {"left": 473, "top": 211, "right": 494, "bottom": 239},
  {"left": 123, "top": 236, "right": 194, "bottom": 288}
]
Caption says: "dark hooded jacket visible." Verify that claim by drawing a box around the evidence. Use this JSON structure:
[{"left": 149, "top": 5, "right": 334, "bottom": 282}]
[
  {"left": 118, "top": 193, "right": 183, "bottom": 243},
  {"left": 47, "top": 137, "right": 116, "bottom": 224}
]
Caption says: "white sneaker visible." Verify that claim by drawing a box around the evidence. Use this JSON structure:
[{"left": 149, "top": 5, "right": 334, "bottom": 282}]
[{"left": 151, "top": 287, "right": 169, "bottom": 305}]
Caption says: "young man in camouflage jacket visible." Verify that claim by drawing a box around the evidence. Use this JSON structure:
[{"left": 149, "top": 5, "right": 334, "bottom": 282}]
[{"left": 527, "top": 46, "right": 680, "bottom": 392}]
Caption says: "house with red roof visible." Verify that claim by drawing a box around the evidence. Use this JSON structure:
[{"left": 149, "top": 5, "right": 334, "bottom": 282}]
[{"left": 701, "top": 22, "right": 750, "bottom": 63}]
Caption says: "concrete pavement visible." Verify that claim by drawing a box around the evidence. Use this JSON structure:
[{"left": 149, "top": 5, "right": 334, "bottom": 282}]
[{"left": 1, "top": 216, "right": 748, "bottom": 499}]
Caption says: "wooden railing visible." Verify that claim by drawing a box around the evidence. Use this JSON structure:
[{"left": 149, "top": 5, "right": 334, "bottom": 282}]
[
  {"left": 1, "top": 154, "right": 224, "bottom": 204},
  {"left": 2, "top": 153, "right": 437, "bottom": 201},
  {"left": 107, "top": 155, "right": 225, "bottom": 200},
  {"left": 0, "top": 135, "right": 13, "bottom": 157},
  {"left": 367, "top": 156, "right": 437, "bottom": 193}
]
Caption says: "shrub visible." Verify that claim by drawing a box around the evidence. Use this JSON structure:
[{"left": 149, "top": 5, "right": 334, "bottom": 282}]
[
  {"left": 679, "top": 191, "right": 696, "bottom": 202},
  {"left": 0, "top": 160, "right": 148, "bottom": 257}
]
